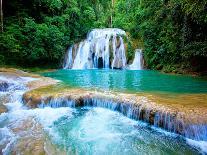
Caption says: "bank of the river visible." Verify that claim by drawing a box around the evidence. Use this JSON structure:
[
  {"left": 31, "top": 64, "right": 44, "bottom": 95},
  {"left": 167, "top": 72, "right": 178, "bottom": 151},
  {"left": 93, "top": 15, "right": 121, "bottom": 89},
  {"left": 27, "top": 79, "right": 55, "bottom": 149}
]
[
  {"left": 2, "top": 63, "right": 206, "bottom": 77},
  {"left": 159, "top": 65, "right": 207, "bottom": 77}
]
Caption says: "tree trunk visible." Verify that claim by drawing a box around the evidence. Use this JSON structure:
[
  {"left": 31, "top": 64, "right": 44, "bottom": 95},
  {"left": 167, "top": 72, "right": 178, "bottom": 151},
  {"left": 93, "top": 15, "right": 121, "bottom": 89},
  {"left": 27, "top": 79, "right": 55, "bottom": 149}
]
[
  {"left": 111, "top": 0, "right": 114, "bottom": 28},
  {"left": 0, "top": 0, "right": 3, "bottom": 32}
]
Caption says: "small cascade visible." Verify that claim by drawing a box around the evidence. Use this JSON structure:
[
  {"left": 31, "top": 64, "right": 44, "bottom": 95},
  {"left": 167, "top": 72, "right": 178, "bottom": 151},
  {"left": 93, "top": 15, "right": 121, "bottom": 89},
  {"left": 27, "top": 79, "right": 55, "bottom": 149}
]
[
  {"left": 29, "top": 95, "right": 207, "bottom": 144},
  {"left": 112, "top": 36, "right": 127, "bottom": 69},
  {"left": 63, "top": 46, "right": 73, "bottom": 69},
  {"left": 38, "top": 97, "right": 76, "bottom": 108},
  {"left": 129, "top": 49, "right": 143, "bottom": 70},
  {"left": 63, "top": 28, "right": 127, "bottom": 69},
  {"left": 72, "top": 41, "right": 91, "bottom": 69}
]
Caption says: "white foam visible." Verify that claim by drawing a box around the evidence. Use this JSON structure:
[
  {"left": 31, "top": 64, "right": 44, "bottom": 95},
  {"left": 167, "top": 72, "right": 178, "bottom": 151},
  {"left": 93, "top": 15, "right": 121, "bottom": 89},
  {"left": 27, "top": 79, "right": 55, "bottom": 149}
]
[
  {"left": 129, "top": 49, "right": 143, "bottom": 70},
  {"left": 0, "top": 76, "right": 36, "bottom": 84},
  {"left": 88, "top": 28, "right": 126, "bottom": 40},
  {"left": 32, "top": 107, "right": 74, "bottom": 127},
  {"left": 0, "top": 127, "right": 16, "bottom": 155},
  {"left": 20, "top": 76, "right": 38, "bottom": 83},
  {"left": 64, "top": 28, "right": 127, "bottom": 69},
  {"left": 187, "top": 139, "right": 207, "bottom": 154}
]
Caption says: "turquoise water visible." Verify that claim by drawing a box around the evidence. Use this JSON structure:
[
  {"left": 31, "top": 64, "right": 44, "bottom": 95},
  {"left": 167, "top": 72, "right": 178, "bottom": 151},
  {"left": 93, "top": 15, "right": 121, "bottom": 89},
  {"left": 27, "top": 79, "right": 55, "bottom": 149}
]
[
  {"left": 42, "top": 69, "right": 207, "bottom": 93},
  {"left": 50, "top": 107, "right": 198, "bottom": 154},
  {"left": 0, "top": 70, "right": 205, "bottom": 154},
  {"left": 41, "top": 69, "right": 207, "bottom": 154}
]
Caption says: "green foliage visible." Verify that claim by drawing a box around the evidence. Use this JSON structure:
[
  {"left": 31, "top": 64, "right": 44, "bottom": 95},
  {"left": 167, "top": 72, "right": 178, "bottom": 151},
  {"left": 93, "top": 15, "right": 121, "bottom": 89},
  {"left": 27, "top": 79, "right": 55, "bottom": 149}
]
[
  {"left": 113, "top": 0, "right": 207, "bottom": 72},
  {"left": 0, "top": 0, "right": 111, "bottom": 67},
  {"left": 1, "top": 0, "right": 206, "bottom": 72}
]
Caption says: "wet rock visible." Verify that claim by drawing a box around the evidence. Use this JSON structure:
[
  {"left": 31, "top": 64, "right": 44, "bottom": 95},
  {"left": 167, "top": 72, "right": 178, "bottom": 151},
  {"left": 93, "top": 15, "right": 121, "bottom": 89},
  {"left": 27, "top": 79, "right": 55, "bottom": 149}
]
[
  {"left": 0, "top": 68, "right": 65, "bottom": 154},
  {"left": 22, "top": 85, "right": 207, "bottom": 140},
  {"left": 7, "top": 117, "right": 65, "bottom": 155},
  {"left": 0, "top": 104, "right": 7, "bottom": 114},
  {"left": 26, "top": 77, "right": 58, "bottom": 90},
  {"left": 0, "top": 80, "right": 9, "bottom": 92}
]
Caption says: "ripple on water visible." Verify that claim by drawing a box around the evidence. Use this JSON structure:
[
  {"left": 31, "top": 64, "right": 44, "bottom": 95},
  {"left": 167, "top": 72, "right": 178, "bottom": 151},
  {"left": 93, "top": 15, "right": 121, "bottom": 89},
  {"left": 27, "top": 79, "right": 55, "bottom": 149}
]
[
  {"left": 47, "top": 107, "right": 199, "bottom": 154},
  {"left": 42, "top": 69, "right": 207, "bottom": 94},
  {"left": 1, "top": 72, "right": 207, "bottom": 154}
]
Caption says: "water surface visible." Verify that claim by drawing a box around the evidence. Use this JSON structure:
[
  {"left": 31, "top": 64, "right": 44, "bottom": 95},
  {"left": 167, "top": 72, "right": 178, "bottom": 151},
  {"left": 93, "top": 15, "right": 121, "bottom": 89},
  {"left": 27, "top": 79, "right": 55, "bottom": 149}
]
[
  {"left": 0, "top": 71, "right": 206, "bottom": 154},
  {"left": 49, "top": 107, "right": 198, "bottom": 154},
  {"left": 42, "top": 69, "right": 207, "bottom": 94}
]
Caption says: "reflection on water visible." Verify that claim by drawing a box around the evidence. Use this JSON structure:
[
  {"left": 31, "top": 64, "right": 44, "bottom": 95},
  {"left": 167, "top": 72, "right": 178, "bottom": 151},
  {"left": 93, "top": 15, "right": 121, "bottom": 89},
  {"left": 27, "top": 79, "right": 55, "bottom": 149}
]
[{"left": 43, "top": 69, "right": 207, "bottom": 93}]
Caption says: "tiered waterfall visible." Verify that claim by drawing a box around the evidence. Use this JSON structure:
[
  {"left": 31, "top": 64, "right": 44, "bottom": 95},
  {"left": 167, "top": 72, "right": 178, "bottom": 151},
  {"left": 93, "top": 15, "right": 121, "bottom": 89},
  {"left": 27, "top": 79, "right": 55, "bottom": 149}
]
[{"left": 63, "top": 28, "right": 127, "bottom": 69}]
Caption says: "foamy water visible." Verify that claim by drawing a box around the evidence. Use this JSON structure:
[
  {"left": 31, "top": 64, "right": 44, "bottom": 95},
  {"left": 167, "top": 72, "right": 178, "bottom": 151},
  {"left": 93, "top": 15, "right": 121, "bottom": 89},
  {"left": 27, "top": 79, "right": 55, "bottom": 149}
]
[
  {"left": 0, "top": 76, "right": 206, "bottom": 154},
  {"left": 0, "top": 82, "right": 73, "bottom": 154}
]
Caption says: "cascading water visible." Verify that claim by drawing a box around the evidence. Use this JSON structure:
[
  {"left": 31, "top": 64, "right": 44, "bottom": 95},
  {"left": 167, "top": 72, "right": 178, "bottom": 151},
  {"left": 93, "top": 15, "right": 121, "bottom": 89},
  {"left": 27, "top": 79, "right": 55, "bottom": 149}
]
[
  {"left": 63, "top": 46, "right": 73, "bottom": 69},
  {"left": 63, "top": 28, "right": 127, "bottom": 69},
  {"left": 0, "top": 76, "right": 73, "bottom": 154},
  {"left": 111, "top": 36, "right": 127, "bottom": 69},
  {"left": 129, "top": 49, "right": 143, "bottom": 70},
  {"left": 1, "top": 73, "right": 207, "bottom": 154},
  {"left": 33, "top": 96, "right": 207, "bottom": 154},
  {"left": 72, "top": 41, "right": 91, "bottom": 69}
]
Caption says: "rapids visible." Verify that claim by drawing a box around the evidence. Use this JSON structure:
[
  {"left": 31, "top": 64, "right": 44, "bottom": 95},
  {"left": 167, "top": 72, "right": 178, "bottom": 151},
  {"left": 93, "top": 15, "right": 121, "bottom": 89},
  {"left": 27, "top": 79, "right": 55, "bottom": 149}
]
[{"left": 0, "top": 73, "right": 207, "bottom": 154}]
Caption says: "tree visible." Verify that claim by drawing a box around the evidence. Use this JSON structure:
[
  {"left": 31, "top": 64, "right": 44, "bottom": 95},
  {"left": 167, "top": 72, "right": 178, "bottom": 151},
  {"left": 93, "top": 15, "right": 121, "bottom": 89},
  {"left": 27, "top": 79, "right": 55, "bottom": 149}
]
[
  {"left": 0, "top": 0, "right": 3, "bottom": 32},
  {"left": 113, "top": 0, "right": 207, "bottom": 72},
  {"left": 0, "top": 0, "right": 111, "bottom": 67}
]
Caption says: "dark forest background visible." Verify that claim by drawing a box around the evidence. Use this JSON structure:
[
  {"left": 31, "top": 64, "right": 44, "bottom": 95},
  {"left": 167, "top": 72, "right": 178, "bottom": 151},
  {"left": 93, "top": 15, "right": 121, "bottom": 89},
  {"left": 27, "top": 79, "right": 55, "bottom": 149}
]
[{"left": 0, "top": 0, "right": 207, "bottom": 73}]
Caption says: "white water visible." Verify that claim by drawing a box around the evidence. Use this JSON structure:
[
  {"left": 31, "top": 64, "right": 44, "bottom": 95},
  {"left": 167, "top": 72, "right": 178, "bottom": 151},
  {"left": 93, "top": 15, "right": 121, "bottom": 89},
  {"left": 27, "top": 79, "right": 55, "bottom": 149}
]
[
  {"left": 111, "top": 36, "right": 127, "bottom": 69},
  {"left": 129, "top": 49, "right": 143, "bottom": 70},
  {"left": 48, "top": 107, "right": 201, "bottom": 154},
  {"left": 72, "top": 41, "right": 90, "bottom": 69},
  {"left": 63, "top": 28, "right": 127, "bottom": 69},
  {"left": 0, "top": 77, "right": 73, "bottom": 154},
  {"left": 63, "top": 46, "right": 73, "bottom": 69},
  {"left": 0, "top": 75, "right": 207, "bottom": 154}
]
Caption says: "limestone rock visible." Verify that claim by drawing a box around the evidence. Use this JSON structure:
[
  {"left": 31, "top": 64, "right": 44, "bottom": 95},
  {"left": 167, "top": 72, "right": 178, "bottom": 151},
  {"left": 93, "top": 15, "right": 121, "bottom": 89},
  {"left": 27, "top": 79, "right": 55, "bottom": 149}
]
[{"left": 22, "top": 84, "right": 207, "bottom": 140}]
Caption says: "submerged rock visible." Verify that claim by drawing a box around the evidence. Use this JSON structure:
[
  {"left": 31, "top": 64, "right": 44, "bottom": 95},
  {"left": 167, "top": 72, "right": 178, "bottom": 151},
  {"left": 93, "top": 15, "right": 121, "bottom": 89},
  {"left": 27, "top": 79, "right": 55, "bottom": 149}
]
[
  {"left": 0, "top": 80, "right": 9, "bottom": 92},
  {"left": 0, "top": 103, "right": 7, "bottom": 114}
]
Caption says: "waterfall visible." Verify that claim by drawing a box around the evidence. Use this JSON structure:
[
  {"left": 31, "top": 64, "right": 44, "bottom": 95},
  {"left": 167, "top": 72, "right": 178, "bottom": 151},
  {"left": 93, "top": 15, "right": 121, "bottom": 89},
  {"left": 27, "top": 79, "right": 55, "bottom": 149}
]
[
  {"left": 63, "top": 28, "right": 127, "bottom": 69},
  {"left": 29, "top": 95, "right": 207, "bottom": 144},
  {"left": 112, "top": 36, "right": 127, "bottom": 69},
  {"left": 72, "top": 41, "right": 91, "bottom": 69},
  {"left": 129, "top": 49, "right": 143, "bottom": 70},
  {"left": 63, "top": 46, "right": 73, "bottom": 69}
]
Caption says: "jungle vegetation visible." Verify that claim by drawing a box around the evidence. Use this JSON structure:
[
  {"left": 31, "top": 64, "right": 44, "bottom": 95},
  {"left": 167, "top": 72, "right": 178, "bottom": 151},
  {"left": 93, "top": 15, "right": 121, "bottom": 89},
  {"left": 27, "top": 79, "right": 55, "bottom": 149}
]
[{"left": 0, "top": 0, "right": 207, "bottom": 73}]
